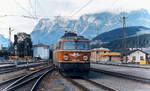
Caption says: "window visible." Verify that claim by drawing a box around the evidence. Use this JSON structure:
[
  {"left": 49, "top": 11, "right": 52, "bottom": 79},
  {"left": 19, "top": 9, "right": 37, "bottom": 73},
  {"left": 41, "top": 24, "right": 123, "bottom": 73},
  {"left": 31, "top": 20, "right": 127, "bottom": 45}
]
[
  {"left": 140, "top": 56, "right": 144, "bottom": 60},
  {"left": 132, "top": 56, "right": 136, "bottom": 60},
  {"left": 76, "top": 41, "right": 89, "bottom": 50},
  {"left": 63, "top": 41, "right": 75, "bottom": 50},
  {"left": 63, "top": 41, "right": 89, "bottom": 50}
]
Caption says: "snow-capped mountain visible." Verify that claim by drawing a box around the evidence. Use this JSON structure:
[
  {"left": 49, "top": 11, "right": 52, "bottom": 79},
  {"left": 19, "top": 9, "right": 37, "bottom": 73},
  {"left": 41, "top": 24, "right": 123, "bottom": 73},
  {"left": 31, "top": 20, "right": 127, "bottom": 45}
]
[
  {"left": 31, "top": 9, "right": 150, "bottom": 45},
  {"left": 31, "top": 17, "right": 76, "bottom": 45}
]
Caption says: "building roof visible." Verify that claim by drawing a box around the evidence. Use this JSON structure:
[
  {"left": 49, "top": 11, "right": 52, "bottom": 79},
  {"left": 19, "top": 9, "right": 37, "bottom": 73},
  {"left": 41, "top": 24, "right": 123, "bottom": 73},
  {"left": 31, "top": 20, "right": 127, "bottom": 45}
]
[
  {"left": 92, "top": 47, "right": 110, "bottom": 52},
  {"left": 123, "top": 49, "right": 148, "bottom": 56},
  {"left": 33, "top": 44, "right": 49, "bottom": 48}
]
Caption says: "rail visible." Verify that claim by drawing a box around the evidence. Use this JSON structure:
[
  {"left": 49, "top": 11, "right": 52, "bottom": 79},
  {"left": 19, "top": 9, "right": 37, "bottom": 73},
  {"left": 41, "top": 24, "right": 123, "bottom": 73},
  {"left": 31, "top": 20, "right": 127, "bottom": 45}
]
[
  {"left": 3, "top": 65, "right": 55, "bottom": 91},
  {"left": 91, "top": 68, "right": 150, "bottom": 84}
]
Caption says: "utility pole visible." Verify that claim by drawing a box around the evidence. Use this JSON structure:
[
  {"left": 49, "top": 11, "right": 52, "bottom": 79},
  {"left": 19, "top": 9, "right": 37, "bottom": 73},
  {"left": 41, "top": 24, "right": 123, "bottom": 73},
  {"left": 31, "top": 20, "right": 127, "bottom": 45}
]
[{"left": 122, "top": 16, "right": 127, "bottom": 63}]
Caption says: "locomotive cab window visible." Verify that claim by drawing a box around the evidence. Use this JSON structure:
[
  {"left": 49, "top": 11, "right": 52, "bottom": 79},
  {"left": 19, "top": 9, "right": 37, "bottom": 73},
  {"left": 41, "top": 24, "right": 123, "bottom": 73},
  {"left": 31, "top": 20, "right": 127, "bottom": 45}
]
[
  {"left": 63, "top": 41, "right": 76, "bottom": 50},
  {"left": 63, "top": 41, "right": 89, "bottom": 50},
  {"left": 76, "top": 41, "right": 89, "bottom": 50}
]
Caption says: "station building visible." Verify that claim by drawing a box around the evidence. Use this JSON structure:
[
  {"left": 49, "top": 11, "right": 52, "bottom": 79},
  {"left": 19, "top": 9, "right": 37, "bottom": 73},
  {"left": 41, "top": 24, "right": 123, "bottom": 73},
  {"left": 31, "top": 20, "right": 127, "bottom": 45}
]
[
  {"left": 123, "top": 49, "right": 148, "bottom": 64},
  {"left": 33, "top": 44, "right": 49, "bottom": 60},
  {"left": 91, "top": 48, "right": 121, "bottom": 62}
]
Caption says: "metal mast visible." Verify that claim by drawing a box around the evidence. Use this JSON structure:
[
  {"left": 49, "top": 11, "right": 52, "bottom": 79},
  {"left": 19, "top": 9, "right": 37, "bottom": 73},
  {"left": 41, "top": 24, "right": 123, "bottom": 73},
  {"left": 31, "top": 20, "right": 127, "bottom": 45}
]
[{"left": 122, "top": 16, "right": 127, "bottom": 63}]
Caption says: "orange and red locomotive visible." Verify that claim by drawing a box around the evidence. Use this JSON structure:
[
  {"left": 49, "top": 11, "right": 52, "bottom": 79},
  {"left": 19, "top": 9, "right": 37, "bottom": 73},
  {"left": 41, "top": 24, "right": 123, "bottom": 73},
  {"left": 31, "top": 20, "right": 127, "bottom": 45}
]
[{"left": 53, "top": 32, "right": 90, "bottom": 72}]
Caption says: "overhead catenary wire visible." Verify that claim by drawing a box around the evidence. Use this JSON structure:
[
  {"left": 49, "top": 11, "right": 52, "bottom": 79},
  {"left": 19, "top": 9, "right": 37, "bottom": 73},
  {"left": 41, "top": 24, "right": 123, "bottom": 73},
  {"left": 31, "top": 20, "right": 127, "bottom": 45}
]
[
  {"left": 1, "top": 0, "right": 128, "bottom": 35},
  {"left": 74, "top": 0, "right": 121, "bottom": 35},
  {"left": 28, "top": 0, "right": 34, "bottom": 15},
  {"left": 71, "top": 0, "right": 93, "bottom": 17},
  {"left": 36, "top": 0, "right": 47, "bottom": 17},
  {"left": 13, "top": 0, "right": 33, "bottom": 16},
  {"left": 35, "top": 0, "right": 37, "bottom": 17}
]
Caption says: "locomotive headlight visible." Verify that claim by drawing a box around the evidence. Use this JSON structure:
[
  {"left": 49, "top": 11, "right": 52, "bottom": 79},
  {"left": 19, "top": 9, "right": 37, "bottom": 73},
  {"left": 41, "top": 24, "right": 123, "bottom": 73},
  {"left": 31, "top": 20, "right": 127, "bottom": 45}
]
[
  {"left": 64, "top": 56, "right": 69, "bottom": 60},
  {"left": 83, "top": 56, "right": 88, "bottom": 61}
]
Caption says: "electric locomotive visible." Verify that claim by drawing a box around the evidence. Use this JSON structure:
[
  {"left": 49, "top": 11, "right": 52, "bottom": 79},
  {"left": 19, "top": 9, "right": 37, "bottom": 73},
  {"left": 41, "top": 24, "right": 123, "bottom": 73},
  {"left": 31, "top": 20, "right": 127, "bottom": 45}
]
[{"left": 53, "top": 32, "right": 90, "bottom": 72}]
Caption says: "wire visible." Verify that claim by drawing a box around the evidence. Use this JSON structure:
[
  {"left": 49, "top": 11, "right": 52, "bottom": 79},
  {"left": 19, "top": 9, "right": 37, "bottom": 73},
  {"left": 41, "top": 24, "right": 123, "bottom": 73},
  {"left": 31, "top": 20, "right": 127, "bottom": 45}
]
[
  {"left": 35, "top": 0, "right": 37, "bottom": 16},
  {"left": 111, "top": 0, "right": 120, "bottom": 9},
  {"left": 71, "top": 0, "right": 93, "bottom": 17},
  {"left": 28, "top": 0, "right": 34, "bottom": 13},
  {"left": 13, "top": 0, "right": 33, "bottom": 16},
  {"left": 36, "top": 0, "right": 47, "bottom": 17}
]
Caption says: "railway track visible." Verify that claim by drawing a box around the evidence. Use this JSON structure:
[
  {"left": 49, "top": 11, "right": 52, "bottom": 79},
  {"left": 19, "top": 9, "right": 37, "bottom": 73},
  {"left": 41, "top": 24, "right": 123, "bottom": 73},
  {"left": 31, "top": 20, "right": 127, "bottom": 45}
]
[
  {"left": 94, "top": 62, "right": 150, "bottom": 69},
  {"left": 0, "top": 75, "right": 26, "bottom": 91},
  {"left": 61, "top": 73, "right": 115, "bottom": 91},
  {"left": 91, "top": 68, "right": 150, "bottom": 84},
  {"left": 2, "top": 65, "right": 55, "bottom": 91},
  {"left": 0, "top": 67, "right": 24, "bottom": 74},
  {"left": 2, "top": 64, "right": 149, "bottom": 91},
  {"left": 30, "top": 66, "right": 54, "bottom": 91},
  {"left": 0, "top": 62, "right": 48, "bottom": 74}
]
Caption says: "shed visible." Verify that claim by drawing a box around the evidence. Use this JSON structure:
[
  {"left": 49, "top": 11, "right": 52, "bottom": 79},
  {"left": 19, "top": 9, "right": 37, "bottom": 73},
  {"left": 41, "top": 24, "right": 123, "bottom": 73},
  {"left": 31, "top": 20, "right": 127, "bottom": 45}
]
[{"left": 33, "top": 44, "right": 49, "bottom": 60}]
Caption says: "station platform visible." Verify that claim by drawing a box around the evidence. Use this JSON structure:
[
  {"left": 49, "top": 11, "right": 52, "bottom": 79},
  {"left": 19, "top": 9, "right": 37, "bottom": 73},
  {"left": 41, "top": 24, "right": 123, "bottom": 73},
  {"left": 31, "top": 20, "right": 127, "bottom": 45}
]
[
  {"left": 91, "top": 63, "right": 150, "bottom": 79},
  {"left": 92, "top": 61, "right": 150, "bottom": 69}
]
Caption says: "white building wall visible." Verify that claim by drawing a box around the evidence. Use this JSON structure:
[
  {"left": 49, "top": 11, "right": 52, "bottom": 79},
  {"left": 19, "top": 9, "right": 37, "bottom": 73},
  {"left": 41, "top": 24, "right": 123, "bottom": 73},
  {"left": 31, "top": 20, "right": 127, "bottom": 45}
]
[
  {"left": 127, "top": 51, "right": 146, "bottom": 63},
  {"left": 0, "top": 44, "right": 2, "bottom": 50},
  {"left": 33, "top": 47, "right": 49, "bottom": 60}
]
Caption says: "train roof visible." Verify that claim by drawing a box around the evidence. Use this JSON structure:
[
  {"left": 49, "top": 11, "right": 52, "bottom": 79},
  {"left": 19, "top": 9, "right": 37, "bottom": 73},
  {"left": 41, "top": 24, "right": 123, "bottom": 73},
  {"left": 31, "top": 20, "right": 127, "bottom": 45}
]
[{"left": 61, "top": 31, "right": 89, "bottom": 41}]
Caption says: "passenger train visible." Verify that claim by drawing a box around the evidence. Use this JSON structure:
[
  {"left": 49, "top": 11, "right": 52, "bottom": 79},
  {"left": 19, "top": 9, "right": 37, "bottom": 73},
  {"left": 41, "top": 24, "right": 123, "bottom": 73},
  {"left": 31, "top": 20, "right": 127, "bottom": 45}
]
[{"left": 53, "top": 32, "right": 91, "bottom": 72}]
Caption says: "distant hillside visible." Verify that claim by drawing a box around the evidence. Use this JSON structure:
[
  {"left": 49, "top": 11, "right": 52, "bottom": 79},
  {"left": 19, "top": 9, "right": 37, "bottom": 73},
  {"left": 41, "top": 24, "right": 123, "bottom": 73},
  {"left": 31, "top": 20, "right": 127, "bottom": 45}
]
[
  {"left": 93, "top": 34, "right": 150, "bottom": 51},
  {"left": 93, "top": 26, "right": 150, "bottom": 42}
]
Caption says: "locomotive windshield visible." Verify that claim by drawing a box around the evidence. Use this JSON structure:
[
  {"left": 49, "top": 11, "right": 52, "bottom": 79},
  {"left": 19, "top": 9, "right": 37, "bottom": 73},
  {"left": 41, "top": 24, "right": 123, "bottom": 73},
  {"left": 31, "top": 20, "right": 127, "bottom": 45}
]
[
  {"left": 63, "top": 41, "right": 75, "bottom": 50},
  {"left": 63, "top": 41, "right": 89, "bottom": 50}
]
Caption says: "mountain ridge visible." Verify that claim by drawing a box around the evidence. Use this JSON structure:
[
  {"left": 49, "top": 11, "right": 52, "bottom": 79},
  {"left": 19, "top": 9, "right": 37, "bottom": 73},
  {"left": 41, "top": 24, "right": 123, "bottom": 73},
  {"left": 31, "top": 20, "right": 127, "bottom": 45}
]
[
  {"left": 31, "top": 9, "right": 150, "bottom": 45},
  {"left": 93, "top": 26, "right": 150, "bottom": 42}
]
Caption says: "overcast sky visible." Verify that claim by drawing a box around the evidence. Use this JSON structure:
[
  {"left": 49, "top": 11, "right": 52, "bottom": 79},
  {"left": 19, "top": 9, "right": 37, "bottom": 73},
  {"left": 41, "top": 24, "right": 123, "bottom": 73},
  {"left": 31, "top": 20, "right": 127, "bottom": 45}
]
[{"left": 0, "top": 0, "right": 150, "bottom": 39}]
